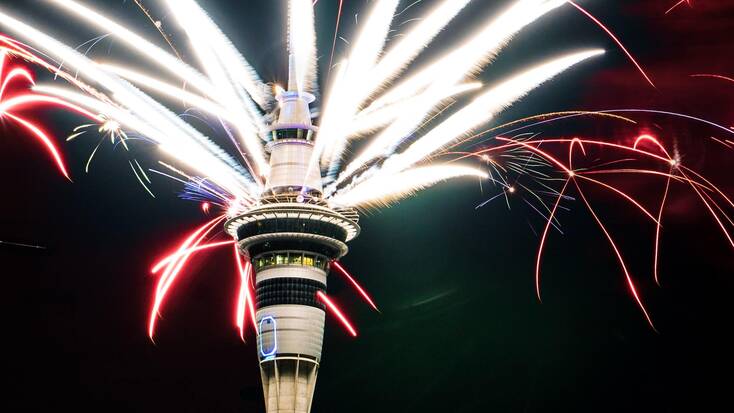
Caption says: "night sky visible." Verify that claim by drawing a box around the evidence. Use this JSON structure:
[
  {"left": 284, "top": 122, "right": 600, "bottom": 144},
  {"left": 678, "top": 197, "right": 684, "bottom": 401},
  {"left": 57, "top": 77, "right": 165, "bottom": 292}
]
[{"left": 1, "top": 1, "right": 733, "bottom": 412}]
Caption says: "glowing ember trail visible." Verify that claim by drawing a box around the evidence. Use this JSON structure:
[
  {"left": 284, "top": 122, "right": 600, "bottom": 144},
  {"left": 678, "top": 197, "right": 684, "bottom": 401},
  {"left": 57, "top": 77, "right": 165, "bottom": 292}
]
[
  {"left": 633, "top": 134, "right": 675, "bottom": 285},
  {"left": 234, "top": 244, "right": 257, "bottom": 340},
  {"left": 567, "top": 1, "right": 656, "bottom": 88},
  {"left": 574, "top": 179, "right": 657, "bottom": 331},
  {"left": 316, "top": 291, "right": 358, "bottom": 337},
  {"left": 151, "top": 240, "right": 236, "bottom": 273},
  {"left": 535, "top": 178, "right": 571, "bottom": 301},
  {"left": 331, "top": 261, "right": 380, "bottom": 312},
  {"left": 327, "top": 0, "right": 344, "bottom": 73},
  {"left": 470, "top": 133, "right": 733, "bottom": 327},
  {"left": 690, "top": 74, "right": 734, "bottom": 84},
  {"left": 0, "top": 51, "right": 101, "bottom": 180},
  {"left": 148, "top": 216, "right": 225, "bottom": 339}
]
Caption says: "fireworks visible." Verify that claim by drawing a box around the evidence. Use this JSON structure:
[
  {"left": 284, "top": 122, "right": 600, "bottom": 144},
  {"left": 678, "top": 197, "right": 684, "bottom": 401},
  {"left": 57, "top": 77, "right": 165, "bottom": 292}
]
[
  {"left": 316, "top": 291, "right": 358, "bottom": 337},
  {"left": 567, "top": 1, "right": 655, "bottom": 88},
  {"left": 0, "top": 0, "right": 731, "bottom": 347},
  {"left": 0, "top": 239, "right": 46, "bottom": 249},
  {"left": 453, "top": 132, "right": 733, "bottom": 329},
  {"left": 666, "top": 0, "right": 693, "bottom": 15},
  {"left": 0, "top": 46, "right": 101, "bottom": 180}
]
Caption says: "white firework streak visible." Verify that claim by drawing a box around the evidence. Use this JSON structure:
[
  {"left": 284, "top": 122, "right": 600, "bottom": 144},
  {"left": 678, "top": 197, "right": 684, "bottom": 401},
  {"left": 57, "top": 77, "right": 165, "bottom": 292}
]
[
  {"left": 172, "top": 0, "right": 271, "bottom": 110},
  {"left": 0, "top": 8, "right": 258, "bottom": 200},
  {"left": 98, "top": 63, "right": 232, "bottom": 122},
  {"left": 367, "top": 0, "right": 569, "bottom": 111},
  {"left": 360, "top": 0, "right": 474, "bottom": 103},
  {"left": 36, "top": 83, "right": 258, "bottom": 202},
  {"left": 329, "top": 0, "right": 569, "bottom": 186},
  {"left": 162, "top": 0, "right": 268, "bottom": 175},
  {"left": 0, "top": 0, "right": 606, "bottom": 215},
  {"left": 347, "top": 82, "right": 483, "bottom": 138},
  {"left": 328, "top": 165, "right": 489, "bottom": 208},
  {"left": 0, "top": 0, "right": 648, "bottom": 343},
  {"left": 46, "top": 0, "right": 217, "bottom": 100},
  {"left": 46, "top": 0, "right": 269, "bottom": 175},
  {"left": 330, "top": 50, "right": 604, "bottom": 199},
  {"left": 318, "top": 0, "right": 473, "bottom": 163},
  {"left": 313, "top": 0, "right": 400, "bottom": 171},
  {"left": 380, "top": 50, "right": 606, "bottom": 175}
]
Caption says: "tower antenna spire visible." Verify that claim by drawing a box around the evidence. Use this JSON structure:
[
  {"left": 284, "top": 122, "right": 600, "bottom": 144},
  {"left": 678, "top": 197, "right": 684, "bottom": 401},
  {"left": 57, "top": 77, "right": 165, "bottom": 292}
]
[{"left": 287, "top": 53, "right": 298, "bottom": 92}]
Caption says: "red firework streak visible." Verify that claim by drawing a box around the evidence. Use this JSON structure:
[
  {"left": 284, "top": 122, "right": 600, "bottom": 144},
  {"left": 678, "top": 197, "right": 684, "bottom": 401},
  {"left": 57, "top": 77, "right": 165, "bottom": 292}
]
[
  {"left": 0, "top": 37, "right": 102, "bottom": 179},
  {"left": 666, "top": 0, "right": 693, "bottom": 15},
  {"left": 690, "top": 74, "right": 734, "bottom": 85},
  {"left": 450, "top": 132, "right": 734, "bottom": 330},
  {"left": 331, "top": 260, "right": 380, "bottom": 312},
  {"left": 317, "top": 291, "right": 358, "bottom": 337},
  {"left": 567, "top": 1, "right": 656, "bottom": 89},
  {"left": 148, "top": 209, "right": 379, "bottom": 339},
  {"left": 233, "top": 242, "right": 257, "bottom": 341},
  {"left": 327, "top": 0, "right": 345, "bottom": 74},
  {"left": 148, "top": 215, "right": 226, "bottom": 339}
]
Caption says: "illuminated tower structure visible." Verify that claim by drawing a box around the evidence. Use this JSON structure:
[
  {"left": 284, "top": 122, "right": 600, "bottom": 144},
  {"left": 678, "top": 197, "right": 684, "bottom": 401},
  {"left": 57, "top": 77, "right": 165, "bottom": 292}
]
[{"left": 225, "top": 58, "right": 360, "bottom": 413}]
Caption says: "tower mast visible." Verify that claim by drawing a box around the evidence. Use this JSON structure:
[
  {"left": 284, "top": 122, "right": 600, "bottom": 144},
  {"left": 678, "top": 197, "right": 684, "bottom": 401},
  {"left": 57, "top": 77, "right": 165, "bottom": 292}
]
[{"left": 225, "top": 56, "right": 360, "bottom": 413}]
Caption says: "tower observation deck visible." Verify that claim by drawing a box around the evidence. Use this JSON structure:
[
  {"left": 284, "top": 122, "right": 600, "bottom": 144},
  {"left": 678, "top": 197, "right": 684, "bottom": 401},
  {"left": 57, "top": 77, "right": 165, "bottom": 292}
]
[{"left": 225, "top": 56, "right": 360, "bottom": 413}]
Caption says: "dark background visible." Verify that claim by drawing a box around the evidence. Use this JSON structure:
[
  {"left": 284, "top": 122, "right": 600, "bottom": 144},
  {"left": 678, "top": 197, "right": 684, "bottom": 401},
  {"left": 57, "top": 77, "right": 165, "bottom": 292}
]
[{"left": 1, "top": 1, "right": 732, "bottom": 412}]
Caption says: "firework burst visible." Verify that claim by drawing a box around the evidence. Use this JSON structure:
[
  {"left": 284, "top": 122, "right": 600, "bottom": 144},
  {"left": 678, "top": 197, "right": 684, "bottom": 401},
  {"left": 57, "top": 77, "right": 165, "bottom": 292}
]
[
  {"left": 0, "top": 44, "right": 101, "bottom": 179},
  {"left": 0, "top": 0, "right": 731, "bottom": 346}
]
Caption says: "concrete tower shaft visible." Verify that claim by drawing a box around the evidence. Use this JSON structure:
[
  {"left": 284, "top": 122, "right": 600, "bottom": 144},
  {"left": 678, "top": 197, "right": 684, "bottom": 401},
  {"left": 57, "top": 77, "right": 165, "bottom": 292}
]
[{"left": 224, "top": 56, "right": 360, "bottom": 413}]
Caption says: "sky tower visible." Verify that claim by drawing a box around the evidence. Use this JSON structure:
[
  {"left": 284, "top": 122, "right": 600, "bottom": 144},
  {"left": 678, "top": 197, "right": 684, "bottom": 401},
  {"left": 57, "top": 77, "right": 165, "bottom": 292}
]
[{"left": 225, "top": 56, "right": 360, "bottom": 413}]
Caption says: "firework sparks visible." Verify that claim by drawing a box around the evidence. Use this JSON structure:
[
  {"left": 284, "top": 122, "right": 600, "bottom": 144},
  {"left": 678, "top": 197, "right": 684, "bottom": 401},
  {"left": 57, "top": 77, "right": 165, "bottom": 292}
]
[
  {"left": 2, "top": 0, "right": 731, "bottom": 343},
  {"left": 329, "top": 165, "right": 489, "bottom": 208},
  {"left": 471, "top": 134, "right": 733, "bottom": 325},
  {"left": 326, "top": 0, "right": 344, "bottom": 73},
  {"left": 331, "top": 261, "right": 380, "bottom": 312},
  {"left": 1, "top": 0, "right": 604, "bottom": 216},
  {"left": 370, "top": 50, "right": 605, "bottom": 180},
  {"left": 0, "top": 50, "right": 101, "bottom": 179},
  {"left": 148, "top": 216, "right": 225, "bottom": 339},
  {"left": 4, "top": 5, "right": 734, "bottom": 413},
  {"left": 325, "top": 0, "right": 581, "bottom": 186},
  {"left": 151, "top": 240, "right": 236, "bottom": 274},
  {"left": 234, "top": 244, "right": 257, "bottom": 340},
  {"left": 665, "top": 0, "right": 693, "bottom": 15},
  {"left": 316, "top": 291, "right": 358, "bottom": 337},
  {"left": 567, "top": 1, "right": 656, "bottom": 88},
  {"left": 690, "top": 74, "right": 734, "bottom": 84}
]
